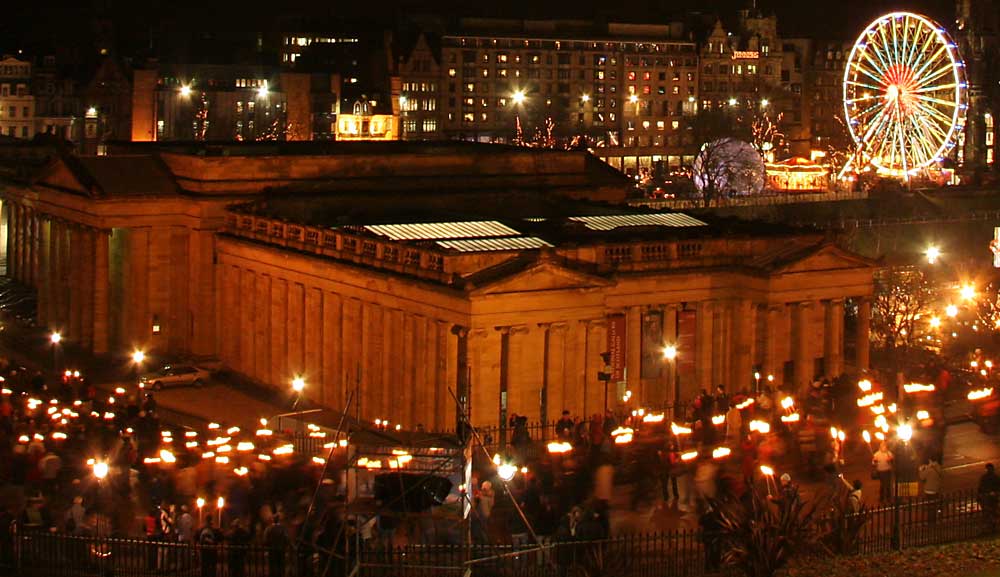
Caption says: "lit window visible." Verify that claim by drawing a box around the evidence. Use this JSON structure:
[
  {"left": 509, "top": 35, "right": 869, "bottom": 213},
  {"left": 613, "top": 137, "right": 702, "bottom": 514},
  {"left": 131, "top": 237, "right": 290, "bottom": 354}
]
[
  {"left": 656, "top": 121, "right": 665, "bottom": 130},
  {"left": 448, "top": 68, "right": 457, "bottom": 77},
  {"left": 671, "top": 120, "right": 680, "bottom": 130}
]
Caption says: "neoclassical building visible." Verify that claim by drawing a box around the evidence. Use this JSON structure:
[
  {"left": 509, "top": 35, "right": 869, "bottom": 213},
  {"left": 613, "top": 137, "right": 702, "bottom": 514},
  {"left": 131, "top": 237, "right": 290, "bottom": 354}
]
[{"left": 0, "top": 141, "right": 874, "bottom": 429}]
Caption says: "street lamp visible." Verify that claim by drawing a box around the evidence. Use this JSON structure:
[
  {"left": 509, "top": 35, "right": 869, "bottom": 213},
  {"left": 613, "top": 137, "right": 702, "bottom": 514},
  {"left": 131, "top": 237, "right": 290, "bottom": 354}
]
[
  {"left": 511, "top": 90, "right": 526, "bottom": 106},
  {"left": 925, "top": 245, "right": 940, "bottom": 264},
  {"left": 760, "top": 98, "right": 769, "bottom": 108},
  {"left": 662, "top": 344, "right": 679, "bottom": 412},
  {"left": 945, "top": 304, "right": 959, "bottom": 318},
  {"left": 92, "top": 460, "right": 109, "bottom": 480},
  {"left": 256, "top": 82, "right": 268, "bottom": 99},
  {"left": 179, "top": 84, "right": 192, "bottom": 98},
  {"left": 960, "top": 283, "right": 976, "bottom": 301},
  {"left": 291, "top": 376, "right": 306, "bottom": 393},
  {"left": 581, "top": 94, "right": 590, "bottom": 103},
  {"left": 49, "top": 331, "right": 62, "bottom": 372},
  {"left": 131, "top": 349, "right": 145, "bottom": 364}
]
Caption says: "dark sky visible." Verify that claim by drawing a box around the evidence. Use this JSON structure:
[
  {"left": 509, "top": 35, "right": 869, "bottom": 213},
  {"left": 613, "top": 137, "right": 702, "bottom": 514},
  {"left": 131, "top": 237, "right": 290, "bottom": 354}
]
[{"left": 1, "top": 0, "right": 960, "bottom": 56}]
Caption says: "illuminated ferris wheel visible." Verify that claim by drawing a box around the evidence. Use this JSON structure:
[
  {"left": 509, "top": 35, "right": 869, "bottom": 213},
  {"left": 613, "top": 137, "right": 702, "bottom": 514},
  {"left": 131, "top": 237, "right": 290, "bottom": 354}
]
[{"left": 842, "top": 12, "right": 967, "bottom": 177}]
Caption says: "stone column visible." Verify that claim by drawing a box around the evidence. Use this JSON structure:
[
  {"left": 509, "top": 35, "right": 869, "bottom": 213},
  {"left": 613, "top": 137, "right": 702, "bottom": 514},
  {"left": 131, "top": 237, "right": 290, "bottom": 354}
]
[
  {"left": 856, "top": 298, "right": 871, "bottom": 371},
  {"left": 68, "top": 227, "right": 84, "bottom": 341},
  {"left": 36, "top": 219, "right": 50, "bottom": 327},
  {"left": 25, "top": 209, "right": 38, "bottom": 288},
  {"left": 764, "top": 305, "right": 784, "bottom": 386},
  {"left": 825, "top": 298, "right": 845, "bottom": 378},
  {"left": 3, "top": 202, "right": 12, "bottom": 279},
  {"left": 79, "top": 228, "right": 96, "bottom": 350},
  {"left": 731, "top": 299, "right": 754, "bottom": 393},
  {"left": 793, "top": 301, "right": 814, "bottom": 393},
  {"left": 9, "top": 204, "right": 19, "bottom": 281},
  {"left": 712, "top": 301, "right": 728, "bottom": 388},
  {"left": 48, "top": 220, "right": 62, "bottom": 328},
  {"left": 626, "top": 305, "right": 643, "bottom": 400},
  {"left": 546, "top": 322, "right": 568, "bottom": 422},
  {"left": 696, "top": 301, "right": 714, "bottom": 391}
]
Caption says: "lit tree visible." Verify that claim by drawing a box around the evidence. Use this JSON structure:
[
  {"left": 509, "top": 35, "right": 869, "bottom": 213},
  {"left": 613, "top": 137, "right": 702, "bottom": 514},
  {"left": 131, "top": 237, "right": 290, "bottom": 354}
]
[{"left": 871, "top": 266, "right": 938, "bottom": 357}]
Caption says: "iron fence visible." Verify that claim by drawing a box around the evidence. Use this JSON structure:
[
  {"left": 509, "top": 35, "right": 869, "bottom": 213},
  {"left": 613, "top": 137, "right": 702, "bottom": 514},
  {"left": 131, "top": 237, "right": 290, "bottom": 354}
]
[{"left": 8, "top": 488, "right": 996, "bottom": 577}]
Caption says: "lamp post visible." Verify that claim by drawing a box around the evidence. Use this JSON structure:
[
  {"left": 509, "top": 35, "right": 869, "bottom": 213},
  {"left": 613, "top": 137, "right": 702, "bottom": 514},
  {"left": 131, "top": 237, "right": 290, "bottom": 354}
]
[
  {"left": 511, "top": 90, "right": 526, "bottom": 144},
  {"left": 291, "top": 376, "right": 306, "bottom": 409},
  {"left": 663, "top": 344, "right": 679, "bottom": 415},
  {"left": 131, "top": 349, "right": 145, "bottom": 381},
  {"left": 49, "top": 331, "right": 62, "bottom": 372}
]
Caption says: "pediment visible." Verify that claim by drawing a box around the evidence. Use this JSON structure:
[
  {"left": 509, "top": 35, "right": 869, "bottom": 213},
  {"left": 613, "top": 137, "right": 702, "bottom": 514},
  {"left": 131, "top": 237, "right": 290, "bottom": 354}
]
[
  {"left": 776, "top": 244, "right": 876, "bottom": 274},
  {"left": 36, "top": 158, "right": 95, "bottom": 197},
  {"left": 469, "top": 260, "right": 612, "bottom": 295}
]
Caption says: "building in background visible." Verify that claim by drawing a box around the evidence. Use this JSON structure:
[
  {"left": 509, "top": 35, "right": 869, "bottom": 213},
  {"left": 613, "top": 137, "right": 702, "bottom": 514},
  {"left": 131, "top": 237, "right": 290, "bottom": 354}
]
[
  {"left": 0, "top": 57, "right": 35, "bottom": 139},
  {"left": 956, "top": 0, "right": 998, "bottom": 176},
  {"left": 402, "top": 19, "right": 700, "bottom": 176},
  {"left": 130, "top": 65, "right": 317, "bottom": 142}
]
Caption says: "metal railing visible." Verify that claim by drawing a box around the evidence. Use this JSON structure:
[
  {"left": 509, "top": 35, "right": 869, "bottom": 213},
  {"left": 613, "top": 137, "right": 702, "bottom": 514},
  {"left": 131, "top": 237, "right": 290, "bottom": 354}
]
[{"left": 9, "top": 488, "right": 996, "bottom": 577}]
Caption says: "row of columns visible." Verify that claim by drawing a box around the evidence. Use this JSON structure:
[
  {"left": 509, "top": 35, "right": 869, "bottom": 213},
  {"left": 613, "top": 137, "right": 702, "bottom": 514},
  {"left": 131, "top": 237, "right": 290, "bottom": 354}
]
[
  {"left": 6, "top": 202, "right": 111, "bottom": 354},
  {"left": 219, "top": 264, "right": 459, "bottom": 430},
  {"left": 473, "top": 296, "right": 871, "bottom": 426}
]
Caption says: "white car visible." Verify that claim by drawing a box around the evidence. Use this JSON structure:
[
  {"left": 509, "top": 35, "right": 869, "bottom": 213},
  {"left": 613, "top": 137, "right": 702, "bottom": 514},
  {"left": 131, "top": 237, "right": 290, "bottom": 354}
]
[{"left": 138, "top": 365, "right": 211, "bottom": 390}]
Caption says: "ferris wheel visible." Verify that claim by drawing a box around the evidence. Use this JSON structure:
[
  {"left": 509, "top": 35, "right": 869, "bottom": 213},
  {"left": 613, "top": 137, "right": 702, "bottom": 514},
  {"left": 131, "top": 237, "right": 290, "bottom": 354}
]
[{"left": 842, "top": 12, "right": 967, "bottom": 177}]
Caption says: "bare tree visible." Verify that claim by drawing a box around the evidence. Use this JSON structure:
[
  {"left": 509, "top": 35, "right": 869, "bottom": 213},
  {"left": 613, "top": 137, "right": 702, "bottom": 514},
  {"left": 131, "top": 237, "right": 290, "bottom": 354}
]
[{"left": 871, "top": 266, "right": 937, "bottom": 358}]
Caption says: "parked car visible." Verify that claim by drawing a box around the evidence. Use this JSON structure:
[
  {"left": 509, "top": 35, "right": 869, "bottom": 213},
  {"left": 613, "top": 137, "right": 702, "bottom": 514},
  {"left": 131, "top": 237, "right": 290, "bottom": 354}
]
[{"left": 138, "top": 365, "right": 211, "bottom": 390}]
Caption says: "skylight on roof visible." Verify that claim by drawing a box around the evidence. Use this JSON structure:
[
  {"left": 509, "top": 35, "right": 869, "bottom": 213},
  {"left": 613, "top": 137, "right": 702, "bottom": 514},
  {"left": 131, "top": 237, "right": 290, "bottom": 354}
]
[
  {"left": 568, "top": 213, "right": 706, "bottom": 231},
  {"left": 436, "top": 237, "right": 553, "bottom": 252},
  {"left": 363, "top": 221, "right": 522, "bottom": 241}
]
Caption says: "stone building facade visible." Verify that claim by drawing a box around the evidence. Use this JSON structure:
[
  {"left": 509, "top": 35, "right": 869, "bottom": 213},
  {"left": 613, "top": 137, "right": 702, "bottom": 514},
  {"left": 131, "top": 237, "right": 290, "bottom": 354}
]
[{"left": 0, "top": 141, "right": 874, "bottom": 429}]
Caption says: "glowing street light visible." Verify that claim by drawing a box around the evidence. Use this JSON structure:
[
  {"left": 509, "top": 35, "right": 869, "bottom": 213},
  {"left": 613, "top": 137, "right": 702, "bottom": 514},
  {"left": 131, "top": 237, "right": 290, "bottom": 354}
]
[
  {"left": 179, "top": 84, "right": 192, "bottom": 98},
  {"left": 581, "top": 94, "right": 591, "bottom": 103},
  {"left": 92, "top": 461, "right": 109, "bottom": 480},
  {"left": 928, "top": 316, "right": 941, "bottom": 329},
  {"left": 960, "top": 284, "right": 976, "bottom": 301},
  {"left": 662, "top": 344, "right": 678, "bottom": 360},
  {"left": 897, "top": 423, "right": 913, "bottom": 442},
  {"left": 291, "top": 376, "right": 306, "bottom": 393},
  {"left": 256, "top": 82, "right": 268, "bottom": 98},
  {"left": 497, "top": 462, "right": 518, "bottom": 481},
  {"left": 511, "top": 90, "right": 526, "bottom": 105},
  {"left": 131, "top": 349, "right": 146, "bottom": 364},
  {"left": 760, "top": 98, "right": 769, "bottom": 107},
  {"left": 945, "top": 304, "right": 959, "bottom": 318},
  {"left": 728, "top": 97, "right": 738, "bottom": 106},
  {"left": 925, "top": 245, "right": 940, "bottom": 264},
  {"left": 50, "top": 332, "right": 62, "bottom": 345}
]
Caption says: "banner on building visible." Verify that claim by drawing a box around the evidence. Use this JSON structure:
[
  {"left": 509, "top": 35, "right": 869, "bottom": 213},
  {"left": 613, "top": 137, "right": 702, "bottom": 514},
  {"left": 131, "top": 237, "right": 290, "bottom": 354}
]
[
  {"left": 607, "top": 313, "right": 626, "bottom": 382},
  {"left": 641, "top": 310, "right": 664, "bottom": 379}
]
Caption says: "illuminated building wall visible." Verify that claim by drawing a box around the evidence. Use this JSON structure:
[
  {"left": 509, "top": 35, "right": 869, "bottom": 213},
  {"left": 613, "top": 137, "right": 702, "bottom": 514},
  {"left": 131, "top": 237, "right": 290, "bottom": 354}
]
[{"left": 0, "top": 57, "right": 35, "bottom": 140}]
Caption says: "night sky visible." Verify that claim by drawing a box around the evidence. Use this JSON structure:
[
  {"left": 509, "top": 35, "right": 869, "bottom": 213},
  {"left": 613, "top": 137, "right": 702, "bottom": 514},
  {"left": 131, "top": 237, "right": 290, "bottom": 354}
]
[{"left": 1, "top": 0, "right": 960, "bottom": 57}]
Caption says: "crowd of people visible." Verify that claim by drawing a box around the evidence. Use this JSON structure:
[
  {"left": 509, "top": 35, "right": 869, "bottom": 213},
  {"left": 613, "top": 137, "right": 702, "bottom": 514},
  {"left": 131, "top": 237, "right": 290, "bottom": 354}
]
[{"left": 2, "top": 353, "right": 1000, "bottom": 576}]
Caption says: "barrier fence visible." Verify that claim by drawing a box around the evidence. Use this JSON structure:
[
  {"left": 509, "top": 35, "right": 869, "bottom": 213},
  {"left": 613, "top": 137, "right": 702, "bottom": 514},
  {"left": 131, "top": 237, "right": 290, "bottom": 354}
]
[{"left": 5, "top": 488, "right": 997, "bottom": 577}]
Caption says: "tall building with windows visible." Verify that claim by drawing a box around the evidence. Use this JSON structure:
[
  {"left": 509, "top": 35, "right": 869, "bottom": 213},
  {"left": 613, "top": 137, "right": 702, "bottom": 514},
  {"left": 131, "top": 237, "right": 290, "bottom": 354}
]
[
  {"left": 697, "top": 13, "right": 783, "bottom": 117},
  {"left": 405, "top": 19, "right": 700, "bottom": 175},
  {"left": 0, "top": 57, "right": 35, "bottom": 140}
]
